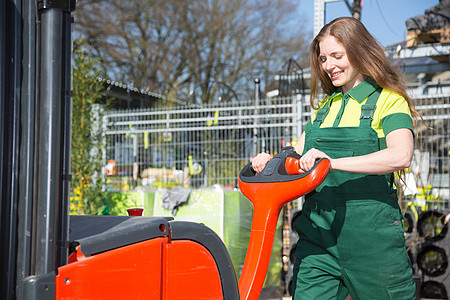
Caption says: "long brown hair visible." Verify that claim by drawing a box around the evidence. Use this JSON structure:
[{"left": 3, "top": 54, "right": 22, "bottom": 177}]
[{"left": 309, "top": 17, "right": 421, "bottom": 125}]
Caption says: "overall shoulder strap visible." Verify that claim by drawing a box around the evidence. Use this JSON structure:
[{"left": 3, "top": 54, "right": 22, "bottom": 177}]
[
  {"left": 359, "top": 87, "right": 382, "bottom": 127},
  {"left": 311, "top": 97, "right": 333, "bottom": 129}
]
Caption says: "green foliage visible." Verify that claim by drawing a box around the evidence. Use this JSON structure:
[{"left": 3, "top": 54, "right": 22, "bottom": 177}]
[
  {"left": 70, "top": 41, "right": 107, "bottom": 215},
  {"left": 102, "top": 192, "right": 142, "bottom": 216}
]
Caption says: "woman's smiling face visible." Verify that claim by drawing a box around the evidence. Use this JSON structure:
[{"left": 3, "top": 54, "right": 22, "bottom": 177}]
[{"left": 319, "top": 35, "right": 365, "bottom": 94}]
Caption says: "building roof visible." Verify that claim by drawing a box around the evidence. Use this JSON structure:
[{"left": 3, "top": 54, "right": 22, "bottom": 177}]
[{"left": 97, "top": 77, "right": 166, "bottom": 109}]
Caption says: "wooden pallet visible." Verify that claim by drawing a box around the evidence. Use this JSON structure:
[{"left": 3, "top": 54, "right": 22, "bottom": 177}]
[{"left": 406, "top": 27, "right": 450, "bottom": 47}]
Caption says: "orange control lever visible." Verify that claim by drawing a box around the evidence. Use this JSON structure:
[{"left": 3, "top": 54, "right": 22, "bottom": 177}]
[{"left": 238, "top": 146, "right": 330, "bottom": 300}]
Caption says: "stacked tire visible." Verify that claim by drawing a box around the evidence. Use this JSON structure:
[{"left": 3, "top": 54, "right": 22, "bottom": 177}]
[{"left": 415, "top": 210, "right": 449, "bottom": 299}]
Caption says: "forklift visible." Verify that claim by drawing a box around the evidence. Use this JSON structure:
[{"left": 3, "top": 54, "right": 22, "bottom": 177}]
[{"left": 0, "top": 1, "right": 330, "bottom": 299}]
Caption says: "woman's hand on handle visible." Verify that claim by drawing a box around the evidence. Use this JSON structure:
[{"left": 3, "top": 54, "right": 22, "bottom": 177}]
[
  {"left": 299, "top": 148, "right": 331, "bottom": 172},
  {"left": 251, "top": 153, "right": 272, "bottom": 174}
]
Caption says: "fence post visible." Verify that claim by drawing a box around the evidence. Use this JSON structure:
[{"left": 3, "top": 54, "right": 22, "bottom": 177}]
[
  {"left": 253, "top": 78, "right": 260, "bottom": 156},
  {"left": 296, "top": 94, "right": 304, "bottom": 141}
]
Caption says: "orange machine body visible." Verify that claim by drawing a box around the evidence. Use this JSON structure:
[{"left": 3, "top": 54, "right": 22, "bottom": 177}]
[
  {"left": 56, "top": 216, "right": 239, "bottom": 299},
  {"left": 56, "top": 239, "right": 223, "bottom": 299}
]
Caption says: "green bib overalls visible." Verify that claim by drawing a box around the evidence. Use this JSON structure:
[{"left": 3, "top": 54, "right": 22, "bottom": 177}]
[{"left": 292, "top": 88, "right": 415, "bottom": 299}]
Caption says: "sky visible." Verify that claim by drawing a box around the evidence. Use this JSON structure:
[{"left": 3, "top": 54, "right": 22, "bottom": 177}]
[{"left": 298, "top": 0, "right": 440, "bottom": 47}]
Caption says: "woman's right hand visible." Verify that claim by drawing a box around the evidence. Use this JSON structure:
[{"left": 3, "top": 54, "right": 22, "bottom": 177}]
[{"left": 251, "top": 153, "right": 272, "bottom": 174}]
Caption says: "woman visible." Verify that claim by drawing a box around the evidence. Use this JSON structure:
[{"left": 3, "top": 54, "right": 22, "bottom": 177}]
[{"left": 252, "top": 17, "right": 418, "bottom": 299}]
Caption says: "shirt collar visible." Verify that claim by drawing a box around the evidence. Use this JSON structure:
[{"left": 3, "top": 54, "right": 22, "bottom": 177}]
[{"left": 328, "top": 78, "right": 380, "bottom": 105}]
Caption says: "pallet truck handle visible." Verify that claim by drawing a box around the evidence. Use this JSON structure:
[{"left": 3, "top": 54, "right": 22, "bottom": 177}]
[{"left": 238, "top": 146, "right": 330, "bottom": 300}]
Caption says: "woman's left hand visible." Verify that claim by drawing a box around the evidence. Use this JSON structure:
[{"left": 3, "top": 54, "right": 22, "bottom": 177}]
[{"left": 299, "top": 148, "right": 331, "bottom": 172}]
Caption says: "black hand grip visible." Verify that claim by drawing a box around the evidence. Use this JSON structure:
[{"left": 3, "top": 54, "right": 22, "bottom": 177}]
[{"left": 240, "top": 146, "right": 323, "bottom": 183}]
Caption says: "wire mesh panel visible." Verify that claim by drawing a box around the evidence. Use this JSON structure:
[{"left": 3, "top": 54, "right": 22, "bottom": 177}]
[
  {"left": 103, "top": 95, "right": 311, "bottom": 191},
  {"left": 411, "top": 94, "right": 450, "bottom": 210}
]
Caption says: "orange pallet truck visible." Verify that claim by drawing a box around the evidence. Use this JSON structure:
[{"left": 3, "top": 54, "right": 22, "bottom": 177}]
[
  {"left": 45, "top": 147, "right": 329, "bottom": 300},
  {"left": 4, "top": 2, "right": 329, "bottom": 299}
]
